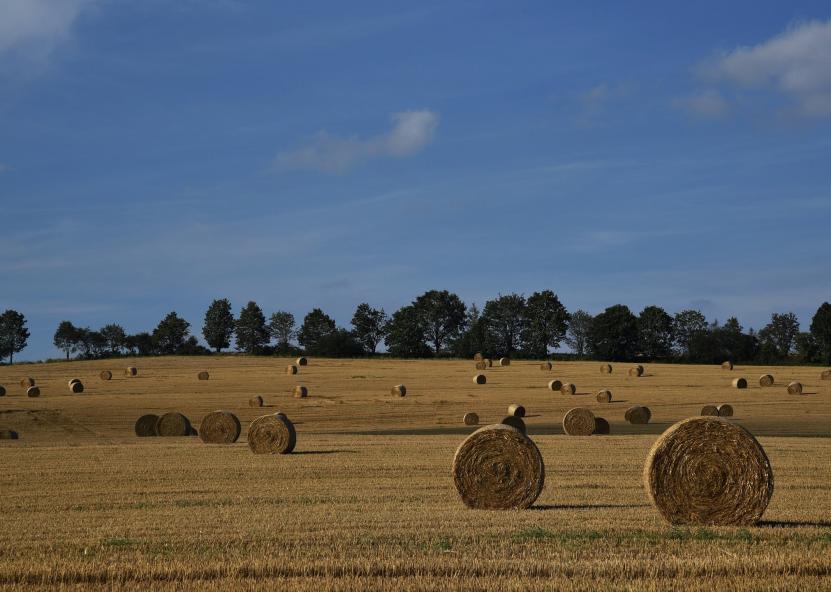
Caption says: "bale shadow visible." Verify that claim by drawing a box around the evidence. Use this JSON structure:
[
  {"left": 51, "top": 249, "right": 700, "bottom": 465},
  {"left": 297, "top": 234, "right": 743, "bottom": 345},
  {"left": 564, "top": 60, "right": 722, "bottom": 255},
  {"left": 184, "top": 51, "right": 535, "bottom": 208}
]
[
  {"left": 531, "top": 503, "right": 649, "bottom": 511},
  {"left": 292, "top": 450, "right": 357, "bottom": 455},
  {"left": 758, "top": 519, "right": 831, "bottom": 528}
]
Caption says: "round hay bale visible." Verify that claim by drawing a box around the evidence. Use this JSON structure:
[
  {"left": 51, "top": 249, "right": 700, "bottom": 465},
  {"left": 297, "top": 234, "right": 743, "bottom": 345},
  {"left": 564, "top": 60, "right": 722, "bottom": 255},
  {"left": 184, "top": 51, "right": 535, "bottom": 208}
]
[
  {"left": 68, "top": 379, "right": 81, "bottom": 388},
  {"left": 199, "top": 410, "right": 241, "bottom": 444},
  {"left": 293, "top": 385, "right": 308, "bottom": 398},
  {"left": 563, "top": 407, "right": 596, "bottom": 436},
  {"left": 821, "top": 369, "right": 831, "bottom": 380},
  {"left": 547, "top": 379, "right": 563, "bottom": 392},
  {"left": 197, "top": 371, "right": 209, "bottom": 381},
  {"left": 643, "top": 417, "right": 773, "bottom": 526},
  {"left": 507, "top": 404, "right": 525, "bottom": 418},
  {"left": 721, "top": 361, "right": 734, "bottom": 370},
  {"left": 475, "top": 361, "right": 487, "bottom": 370},
  {"left": 473, "top": 352, "right": 484, "bottom": 362},
  {"left": 0, "top": 385, "right": 5, "bottom": 397},
  {"left": 463, "top": 412, "right": 479, "bottom": 426},
  {"left": 626, "top": 405, "right": 651, "bottom": 424},
  {"left": 296, "top": 357, "right": 308, "bottom": 366},
  {"left": 249, "top": 395, "right": 264, "bottom": 407},
  {"left": 451, "top": 423, "right": 544, "bottom": 510},
  {"left": 540, "top": 362, "right": 552, "bottom": 371},
  {"left": 473, "top": 374, "right": 487, "bottom": 385},
  {"left": 125, "top": 367, "right": 138, "bottom": 377},
  {"left": 0, "top": 429, "right": 19, "bottom": 440},
  {"left": 26, "top": 386, "right": 40, "bottom": 398},
  {"left": 560, "top": 383, "right": 576, "bottom": 396},
  {"left": 286, "top": 365, "right": 298, "bottom": 375},
  {"left": 787, "top": 381, "right": 803, "bottom": 395},
  {"left": 500, "top": 416, "right": 527, "bottom": 434},
  {"left": 484, "top": 358, "right": 493, "bottom": 368},
  {"left": 69, "top": 381, "right": 84, "bottom": 394},
  {"left": 593, "top": 417, "right": 610, "bottom": 435},
  {"left": 596, "top": 389, "right": 612, "bottom": 403},
  {"left": 391, "top": 384, "right": 407, "bottom": 397},
  {"left": 628, "top": 365, "right": 644, "bottom": 377},
  {"left": 99, "top": 370, "right": 112, "bottom": 381},
  {"left": 134, "top": 414, "right": 159, "bottom": 437},
  {"left": 600, "top": 363, "right": 612, "bottom": 374},
  {"left": 717, "top": 404, "right": 734, "bottom": 417},
  {"left": 700, "top": 405, "right": 719, "bottom": 417},
  {"left": 156, "top": 412, "right": 191, "bottom": 437},
  {"left": 19, "top": 377, "right": 35, "bottom": 388},
  {"left": 759, "top": 374, "right": 774, "bottom": 387},
  {"left": 248, "top": 413, "right": 296, "bottom": 454},
  {"left": 732, "top": 377, "right": 747, "bottom": 389},
  {"left": 498, "top": 357, "right": 511, "bottom": 367}
]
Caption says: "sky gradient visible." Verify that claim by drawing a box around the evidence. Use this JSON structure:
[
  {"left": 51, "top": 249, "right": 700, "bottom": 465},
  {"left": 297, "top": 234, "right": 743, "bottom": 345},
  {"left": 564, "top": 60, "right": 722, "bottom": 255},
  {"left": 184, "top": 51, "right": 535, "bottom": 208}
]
[{"left": 1, "top": 0, "right": 830, "bottom": 360}]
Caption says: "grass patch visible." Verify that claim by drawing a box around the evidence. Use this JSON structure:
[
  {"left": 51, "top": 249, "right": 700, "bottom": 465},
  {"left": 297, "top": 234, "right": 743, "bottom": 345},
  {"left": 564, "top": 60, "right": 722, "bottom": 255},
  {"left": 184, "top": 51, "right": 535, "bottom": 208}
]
[{"left": 101, "top": 537, "right": 139, "bottom": 548}]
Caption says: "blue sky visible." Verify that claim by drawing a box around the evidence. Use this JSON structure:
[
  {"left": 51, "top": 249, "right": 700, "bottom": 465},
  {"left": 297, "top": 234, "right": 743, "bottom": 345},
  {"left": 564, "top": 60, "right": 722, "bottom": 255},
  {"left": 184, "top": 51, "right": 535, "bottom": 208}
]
[{"left": 1, "top": 0, "right": 830, "bottom": 360}]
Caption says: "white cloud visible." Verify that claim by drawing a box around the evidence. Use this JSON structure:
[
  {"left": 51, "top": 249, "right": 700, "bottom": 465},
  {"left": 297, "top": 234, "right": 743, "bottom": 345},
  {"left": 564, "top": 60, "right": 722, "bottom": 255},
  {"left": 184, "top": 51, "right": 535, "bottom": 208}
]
[
  {"left": 673, "top": 89, "right": 729, "bottom": 119},
  {"left": 0, "top": 163, "right": 8, "bottom": 174},
  {"left": 699, "top": 19, "right": 831, "bottom": 116},
  {"left": 0, "top": 0, "right": 93, "bottom": 64},
  {"left": 275, "top": 110, "right": 439, "bottom": 173}
]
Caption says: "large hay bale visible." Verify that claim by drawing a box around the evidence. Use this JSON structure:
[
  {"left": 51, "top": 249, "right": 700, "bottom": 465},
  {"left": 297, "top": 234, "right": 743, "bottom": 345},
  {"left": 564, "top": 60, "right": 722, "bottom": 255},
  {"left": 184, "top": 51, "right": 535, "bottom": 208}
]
[
  {"left": 563, "top": 407, "right": 596, "bottom": 436},
  {"left": 475, "top": 361, "right": 487, "bottom": 370},
  {"left": 499, "top": 357, "right": 511, "bottom": 367},
  {"left": 68, "top": 379, "right": 81, "bottom": 388},
  {"left": 0, "top": 385, "right": 5, "bottom": 397},
  {"left": 759, "top": 374, "right": 774, "bottom": 387},
  {"left": 560, "top": 383, "right": 576, "bottom": 396},
  {"left": 463, "top": 412, "right": 479, "bottom": 426},
  {"left": 596, "top": 389, "right": 612, "bottom": 403},
  {"left": 787, "top": 381, "right": 803, "bottom": 395},
  {"left": 125, "top": 367, "right": 138, "bottom": 377},
  {"left": 156, "top": 412, "right": 191, "bottom": 437},
  {"left": 594, "top": 417, "right": 610, "bottom": 435},
  {"left": 625, "top": 405, "right": 651, "bottom": 424},
  {"left": 26, "top": 386, "right": 40, "bottom": 398},
  {"left": 643, "top": 417, "right": 773, "bottom": 525},
  {"left": 134, "top": 414, "right": 159, "bottom": 437},
  {"left": 249, "top": 395, "right": 264, "bottom": 407},
  {"left": 293, "top": 385, "right": 308, "bottom": 398},
  {"left": 600, "top": 364, "right": 612, "bottom": 374},
  {"left": 199, "top": 411, "right": 241, "bottom": 444},
  {"left": 197, "top": 371, "right": 210, "bottom": 381},
  {"left": 19, "top": 377, "right": 35, "bottom": 388},
  {"left": 547, "top": 379, "right": 563, "bottom": 391},
  {"left": 732, "top": 378, "right": 747, "bottom": 389},
  {"left": 500, "top": 416, "right": 526, "bottom": 434},
  {"left": 69, "top": 381, "right": 84, "bottom": 394},
  {"left": 473, "top": 352, "right": 484, "bottom": 362},
  {"left": 821, "top": 370, "right": 831, "bottom": 380},
  {"left": 296, "top": 357, "right": 308, "bottom": 366},
  {"left": 540, "top": 362, "right": 552, "bottom": 371},
  {"left": 700, "top": 405, "right": 719, "bottom": 417},
  {"left": 99, "top": 370, "right": 112, "bottom": 381},
  {"left": 391, "top": 384, "right": 407, "bottom": 397},
  {"left": 0, "top": 430, "right": 19, "bottom": 440},
  {"left": 286, "top": 365, "right": 298, "bottom": 375},
  {"left": 628, "top": 365, "right": 644, "bottom": 377},
  {"left": 717, "top": 404, "right": 734, "bottom": 417},
  {"left": 721, "top": 361, "right": 734, "bottom": 370},
  {"left": 248, "top": 413, "right": 296, "bottom": 454},
  {"left": 452, "top": 423, "right": 544, "bottom": 510},
  {"left": 473, "top": 374, "right": 487, "bottom": 385},
  {"left": 507, "top": 404, "right": 525, "bottom": 418}
]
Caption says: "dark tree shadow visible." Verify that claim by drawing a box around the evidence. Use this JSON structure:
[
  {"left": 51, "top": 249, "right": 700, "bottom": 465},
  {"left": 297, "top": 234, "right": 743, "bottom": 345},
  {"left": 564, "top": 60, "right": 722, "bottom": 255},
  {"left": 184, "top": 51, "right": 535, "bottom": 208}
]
[
  {"left": 292, "top": 449, "right": 357, "bottom": 455},
  {"left": 758, "top": 519, "right": 831, "bottom": 528},
  {"left": 531, "top": 503, "right": 649, "bottom": 511}
]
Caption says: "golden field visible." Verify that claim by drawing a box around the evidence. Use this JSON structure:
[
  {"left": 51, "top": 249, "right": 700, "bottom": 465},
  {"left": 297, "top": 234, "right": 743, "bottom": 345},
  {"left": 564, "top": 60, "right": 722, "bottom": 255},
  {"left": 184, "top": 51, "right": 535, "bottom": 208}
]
[{"left": 1, "top": 357, "right": 830, "bottom": 591}]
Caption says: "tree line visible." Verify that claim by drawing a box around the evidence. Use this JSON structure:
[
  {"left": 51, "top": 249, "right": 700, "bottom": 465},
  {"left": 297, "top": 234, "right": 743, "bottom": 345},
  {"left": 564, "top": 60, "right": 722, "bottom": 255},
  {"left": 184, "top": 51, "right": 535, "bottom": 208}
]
[{"left": 1, "top": 293, "right": 830, "bottom": 365}]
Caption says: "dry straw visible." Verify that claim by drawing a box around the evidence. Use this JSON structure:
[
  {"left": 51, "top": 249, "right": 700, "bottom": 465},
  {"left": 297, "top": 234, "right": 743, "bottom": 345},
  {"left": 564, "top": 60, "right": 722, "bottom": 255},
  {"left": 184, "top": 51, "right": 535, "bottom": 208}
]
[
  {"left": 499, "top": 357, "right": 511, "bottom": 367},
  {"left": 197, "top": 371, "right": 210, "bottom": 381},
  {"left": 547, "top": 379, "right": 563, "bottom": 391},
  {"left": 717, "top": 404, "right": 734, "bottom": 417},
  {"left": 463, "top": 412, "right": 479, "bottom": 426},
  {"left": 296, "top": 357, "right": 308, "bottom": 366},
  {"left": 540, "top": 362, "right": 552, "bottom": 371},
  {"left": 563, "top": 407, "right": 596, "bottom": 436},
  {"left": 700, "top": 405, "right": 719, "bottom": 417},
  {"left": 507, "top": 404, "right": 525, "bottom": 417},
  {"left": 732, "top": 378, "right": 748, "bottom": 389},
  {"left": 484, "top": 359, "right": 493, "bottom": 367},
  {"left": 249, "top": 395, "right": 264, "bottom": 407},
  {"left": 473, "top": 374, "right": 487, "bottom": 385},
  {"left": 596, "top": 389, "right": 612, "bottom": 403},
  {"left": 759, "top": 374, "right": 774, "bottom": 387},
  {"left": 156, "top": 412, "right": 192, "bottom": 437},
  {"left": 560, "top": 383, "right": 576, "bottom": 396},
  {"left": 99, "top": 370, "right": 112, "bottom": 381},
  {"left": 134, "top": 414, "right": 159, "bottom": 437},
  {"left": 69, "top": 381, "right": 84, "bottom": 394},
  {"left": 286, "top": 365, "right": 298, "bottom": 375},
  {"left": 500, "top": 416, "right": 526, "bottom": 434},
  {"left": 391, "top": 384, "right": 407, "bottom": 397},
  {"left": 26, "top": 386, "right": 40, "bottom": 398},
  {"left": 125, "top": 367, "right": 138, "bottom": 377},
  {"left": 625, "top": 405, "right": 651, "bottom": 424},
  {"left": 628, "top": 365, "right": 644, "bottom": 377},
  {"left": 0, "top": 429, "right": 18, "bottom": 440},
  {"left": 643, "top": 417, "right": 773, "bottom": 526},
  {"left": 199, "top": 410, "right": 241, "bottom": 444},
  {"left": 787, "top": 381, "right": 803, "bottom": 395},
  {"left": 248, "top": 413, "right": 296, "bottom": 454},
  {"left": 600, "top": 364, "right": 612, "bottom": 374},
  {"left": 821, "top": 370, "right": 831, "bottom": 380},
  {"left": 293, "top": 385, "right": 308, "bottom": 398},
  {"left": 452, "top": 423, "right": 544, "bottom": 510},
  {"left": 19, "top": 377, "right": 35, "bottom": 388},
  {"left": 475, "top": 361, "right": 487, "bottom": 370},
  {"left": 722, "top": 361, "right": 734, "bottom": 370},
  {"left": 594, "top": 417, "right": 610, "bottom": 435}
]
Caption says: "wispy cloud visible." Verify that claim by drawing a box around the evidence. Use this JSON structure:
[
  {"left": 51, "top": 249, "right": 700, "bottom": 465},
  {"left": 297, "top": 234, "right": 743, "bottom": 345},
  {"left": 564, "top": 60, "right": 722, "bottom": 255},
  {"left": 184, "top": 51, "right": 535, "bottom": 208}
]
[
  {"left": 673, "top": 89, "right": 729, "bottom": 119},
  {"left": 0, "top": 0, "right": 94, "bottom": 66},
  {"left": 0, "top": 163, "right": 8, "bottom": 174},
  {"left": 275, "top": 110, "right": 439, "bottom": 173},
  {"left": 575, "top": 83, "right": 632, "bottom": 126}
]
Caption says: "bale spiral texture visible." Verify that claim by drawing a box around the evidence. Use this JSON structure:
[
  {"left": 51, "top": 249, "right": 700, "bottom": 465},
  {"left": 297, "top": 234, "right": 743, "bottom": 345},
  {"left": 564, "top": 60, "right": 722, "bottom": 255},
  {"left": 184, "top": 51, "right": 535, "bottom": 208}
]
[
  {"left": 199, "top": 410, "right": 241, "bottom": 444},
  {"left": 593, "top": 417, "right": 610, "bottom": 435},
  {"left": 20, "top": 377, "right": 35, "bottom": 388},
  {"left": 69, "top": 381, "right": 84, "bottom": 394},
  {"left": 475, "top": 361, "right": 487, "bottom": 370},
  {"left": 626, "top": 405, "right": 651, "bottom": 424},
  {"left": 473, "top": 374, "right": 487, "bottom": 385},
  {"left": 99, "top": 370, "right": 112, "bottom": 381},
  {"left": 451, "top": 423, "right": 544, "bottom": 510},
  {"left": 197, "top": 371, "right": 210, "bottom": 381},
  {"left": 507, "top": 404, "right": 525, "bottom": 418},
  {"left": 391, "top": 384, "right": 407, "bottom": 397},
  {"left": 0, "top": 429, "right": 19, "bottom": 439},
  {"left": 134, "top": 414, "right": 159, "bottom": 437},
  {"left": 700, "top": 405, "right": 719, "bottom": 417},
  {"left": 563, "top": 407, "right": 596, "bottom": 436},
  {"left": 722, "top": 361, "right": 734, "bottom": 370},
  {"left": 156, "top": 412, "right": 191, "bottom": 437},
  {"left": 463, "top": 412, "right": 479, "bottom": 426},
  {"left": 500, "top": 416, "right": 526, "bottom": 434},
  {"left": 643, "top": 417, "right": 774, "bottom": 526},
  {"left": 717, "top": 404, "right": 734, "bottom": 417},
  {"left": 499, "top": 357, "right": 510, "bottom": 367},
  {"left": 787, "top": 381, "right": 803, "bottom": 395},
  {"left": 296, "top": 357, "right": 308, "bottom": 366},
  {"left": 732, "top": 378, "right": 747, "bottom": 389},
  {"left": 286, "top": 365, "right": 298, "bottom": 375},
  {"left": 600, "top": 364, "right": 612, "bottom": 374},
  {"left": 547, "top": 379, "right": 563, "bottom": 392},
  {"left": 125, "top": 367, "right": 137, "bottom": 377},
  {"left": 26, "top": 387, "right": 40, "bottom": 398},
  {"left": 68, "top": 379, "right": 81, "bottom": 388},
  {"left": 560, "top": 383, "right": 576, "bottom": 396},
  {"left": 596, "top": 389, "right": 612, "bottom": 403},
  {"left": 293, "top": 385, "right": 308, "bottom": 398},
  {"left": 249, "top": 395, "right": 264, "bottom": 407},
  {"left": 540, "top": 362, "right": 552, "bottom": 371},
  {"left": 248, "top": 413, "right": 296, "bottom": 454},
  {"left": 759, "top": 374, "right": 774, "bottom": 387}
]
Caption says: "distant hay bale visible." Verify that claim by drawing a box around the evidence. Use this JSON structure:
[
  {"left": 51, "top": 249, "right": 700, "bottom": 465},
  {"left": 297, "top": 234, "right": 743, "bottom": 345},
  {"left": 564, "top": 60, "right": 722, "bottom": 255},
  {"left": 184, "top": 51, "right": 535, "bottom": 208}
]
[
  {"left": 155, "top": 412, "right": 192, "bottom": 437},
  {"left": 821, "top": 370, "right": 831, "bottom": 380},
  {"left": 643, "top": 417, "right": 773, "bottom": 525},
  {"left": 0, "top": 429, "right": 19, "bottom": 440},
  {"left": 451, "top": 423, "right": 544, "bottom": 509},
  {"left": 19, "top": 377, "right": 35, "bottom": 388},
  {"left": 248, "top": 413, "right": 296, "bottom": 454},
  {"left": 249, "top": 395, "right": 264, "bottom": 407},
  {"left": 286, "top": 365, "right": 298, "bottom": 375},
  {"left": 499, "top": 357, "right": 511, "bottom": 367},
  {"left": 625, "top": 405, "right": 651, "bottom": 424},
  {"left": 628, "top": 365, "right": 644, "bottom": 377},
  {"left": 721, "top": 361, "right": 734, "bottom": 370},
  {"left": 293, "top": 385, "right": 308, "bottom": 398},
  {"left": 0, "top": 385, "right": 5, "bottom": 397},
  {"left": 759, "top": 374, "right": 774, "bottom": 387},
  {"left": 134, "top": 414, "right": 159, "bottom": 437},
  {"left": 600, "top": 364, "right": 612, "bottom": 374},
  {"left": 125, "top": 367, "right": 137, "bottom": 377},
  {"left": 484, "top": 358, "right": 493, "bottom": 368},
  {"left": 547, "top": 379, "right": 563, "bottom": 391},
  {"left": 540, "top": 362, "right": 552, "bottom": 371},
  {"left": 296, "top": 357, "right": 308, "bottom": 366},
  {"left": 787, "top": 381, "right": 803, "bottom": 395},
  {"left": 563, "top": 407, "right": 596, "bottom": 436},
  {"left": 197, "top": 371, "right": 209, "bottom": 381},
  {"left": 473, "top": 352, "right": 484, "bottom": 362},
  {"left": 507, "top": 404, "right": 526, "bottom": 418},
  {"left": 463, "top": 412, "right": 479, "bottom": 426},
  {"left": 560, "top": 383, "right": 576, "bottom": 396},
  {"left": 717, "top": 404, "right": 734, "bottom": 417},
  {"left": 26, "top": 386, "right": 40, "bottom": 398},
  {"left": 500, "top": 416, "right": 526, "bottom": 434},
  {"left": 473, "top": 374, "right": 487, "bottom": 385},
  {"left": 475, "top": 361, "right": 487, "bottom": 370},
  {"left": 99, "top": 370, "right": 112, "bottom": 381},
  {"left": 700, "top": 405, "right": 719, "bottom": 417},
  {"left": 69, "top": 381, "right": 84, "bottom": 394},
  {"left": 596, "top": 389, "right": 612, "bottom": 403},
  {"left": 732, "top": 378, "right": 747, "bottom": 389},
  {"left": 391, "top": 384, "right": 407, "bottom": 397},
  {"left": 594, "top": 417, "right": 610, "bottom": 435},
  {"left": 199, "top": 410, "right": 241, "bottom": 444},
  {"left": 68, "top": 379, "right": 81, "bottom": 388}
]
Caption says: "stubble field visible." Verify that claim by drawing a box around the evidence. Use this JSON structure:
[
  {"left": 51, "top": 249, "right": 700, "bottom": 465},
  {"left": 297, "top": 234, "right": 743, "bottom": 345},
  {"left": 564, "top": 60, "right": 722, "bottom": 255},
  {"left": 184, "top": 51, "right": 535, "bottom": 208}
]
[{"left": 1, "top": 357, "right": 830, "bottom": 591}]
